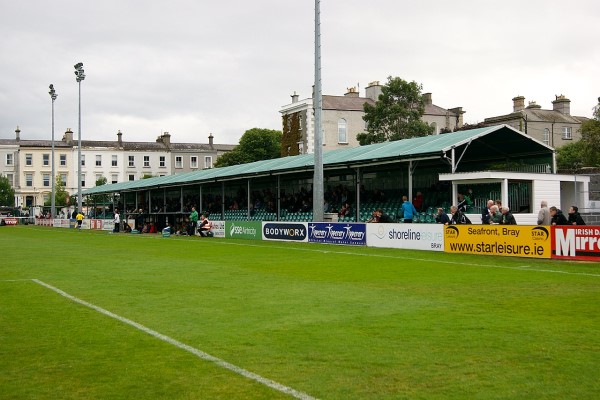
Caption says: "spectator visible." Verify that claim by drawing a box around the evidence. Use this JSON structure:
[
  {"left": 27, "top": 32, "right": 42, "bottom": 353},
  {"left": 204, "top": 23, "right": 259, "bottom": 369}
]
[
  {"left": 537, "top": 201, "right": 551, "bottom": 225},
  {"left": 550, "top": 206, "right": 569, "bottom": 225},
  {"left": 450, "top": 205, "right": 471, "bottom": 224},
  {"left": 500, "top": 206, "right": 517, "bottom": 225},
  {"left": 481, "top": 200, "right": 494, "bottom": 224},
  {"left": 401, "top": 195, "right": 417, "bottom": 223},
  {"left": 435, "top": 207, "right": 450, "bottom": 225},
  {"left": 568, "top": 206, "right": 586, "bottom": 225},
  {"left": 367, "top": 208, "right": 392, "bottom": 223},
  {"left": 489, "top": 205, "right": 502, "bottom": 224},
  {"left": 412, "top": 191, "right": 424, "bottom": 212},
  {"left": 113, "top": 209, "right": 120, "bottom": 233}
]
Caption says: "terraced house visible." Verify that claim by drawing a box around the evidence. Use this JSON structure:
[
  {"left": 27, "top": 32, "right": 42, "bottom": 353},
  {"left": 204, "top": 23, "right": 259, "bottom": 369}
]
[{"left": 0, "top": 127, "right": 233, "bottom": 208}]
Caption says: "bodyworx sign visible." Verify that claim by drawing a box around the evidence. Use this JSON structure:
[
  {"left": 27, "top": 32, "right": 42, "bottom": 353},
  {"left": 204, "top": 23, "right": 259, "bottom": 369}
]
[{"left": 262, "top": 222, "right": 308, "bottom": 241}]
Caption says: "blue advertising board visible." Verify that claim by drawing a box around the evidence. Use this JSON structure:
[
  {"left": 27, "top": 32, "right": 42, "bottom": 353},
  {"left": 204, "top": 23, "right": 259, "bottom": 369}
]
[{"left": 307, "top": 222, "right": 367, "bottom": 246}]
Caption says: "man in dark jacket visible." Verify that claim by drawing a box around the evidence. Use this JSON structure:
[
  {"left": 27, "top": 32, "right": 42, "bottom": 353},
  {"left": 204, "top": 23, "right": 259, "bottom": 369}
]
[
  {"left": 568, "top": 206, "right": 586, "bottom": 225},
  {"left": 499, "top": 206, "right": 517, "bottom": 225},
  {"left": 550, "top": 206, "right": 569, "bottom": 225}
]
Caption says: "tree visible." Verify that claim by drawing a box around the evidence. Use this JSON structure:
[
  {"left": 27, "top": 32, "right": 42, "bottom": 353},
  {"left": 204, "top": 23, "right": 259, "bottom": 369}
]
[
  {"left": 215, "top": 128, "right": 282, "bottom": 167},
  {"left": 556, "top": 140, "right": 585, "bottom": 171},
  {"left": 556, "top": 99, "right": 600, "bottom": 170},
  {"left": 53, "top": 175, "right": 70, "bottom": 207},
  {"left": 357, "top": 76, "right": 434, "bottom": 145},
  {"left": 579, "top": 99, "right": 600, "bottom": 167},
  {"left": 0, "top": 175, "right": 15, "bottom": 206}
]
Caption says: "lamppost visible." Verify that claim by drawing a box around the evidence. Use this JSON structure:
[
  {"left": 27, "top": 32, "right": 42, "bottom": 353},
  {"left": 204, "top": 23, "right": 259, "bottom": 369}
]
[
  {"left": 49, "top": 84, "right": 57, "bottom": 219},
  {"left": 74, "top": 62, "right": 85, "bottom": 212}
]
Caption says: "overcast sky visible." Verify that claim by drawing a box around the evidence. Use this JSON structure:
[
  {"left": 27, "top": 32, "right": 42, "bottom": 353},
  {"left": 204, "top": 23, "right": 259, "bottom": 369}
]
[{"left": 1, "top": 0, "right": 598, "bottom": 145}]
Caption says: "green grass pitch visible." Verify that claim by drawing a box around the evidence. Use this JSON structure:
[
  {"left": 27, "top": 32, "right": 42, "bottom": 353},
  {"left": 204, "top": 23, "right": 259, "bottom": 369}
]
[{"left": 1, "top": 225, "right": 599, "bottom": 399}]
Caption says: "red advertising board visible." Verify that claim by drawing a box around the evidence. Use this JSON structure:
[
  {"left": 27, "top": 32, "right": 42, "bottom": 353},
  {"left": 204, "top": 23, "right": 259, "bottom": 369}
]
[
  {"left": 1, "top": 217, "right": 18, "bottom": 225},
  {"left": 552, "top": 226, "right": 600, "bottom": 261}
]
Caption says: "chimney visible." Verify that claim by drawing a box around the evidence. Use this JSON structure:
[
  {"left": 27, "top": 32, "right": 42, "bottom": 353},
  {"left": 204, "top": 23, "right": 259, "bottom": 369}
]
[
  {"left": 449, "top": 107, "right": 465, "bottom": 128},
  {"left": 365, "top": 81, "right": 382, "bottom": 101},
  {"left": 344, "top": 87, "right": 359, "bottom": 97},
  {"left": 161, "top": 132, "right": 171, "bottom": 146},
  {"left": 208, "top": 133, "right": 214, "bottom": 147},
  {"left": 423, "top": 92, "right": 433, "bottom": 106},
  {"left": 512, "top": 96, "right": 525, "bottom": 112},
  {"left": 552, "top": 95, "right": 571, "bottom": 115},
  {"left": 15, "top": 126, "right": 20, "bottom": 141},
  {"left": 291, "top": 91, "right": 299, "bottom": 103},
  {"left": 526, "top": 101, "right": 541, "bottom": 109},
  {"left": 117, "top": 130, "right": 123, "bottom": 146},
  {"left": 63, "top": 128, "right": 73, "bottom": 144}
]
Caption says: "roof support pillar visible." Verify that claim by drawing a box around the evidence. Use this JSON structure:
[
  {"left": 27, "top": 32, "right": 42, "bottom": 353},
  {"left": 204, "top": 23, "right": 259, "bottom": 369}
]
[
  {"left": 276, "top": 175, "right": 281, "bottom": 221},
  {"left": 221, "top": 182, "right": 225, "bottom": 220},
  {"left": 355, "top": 167, "right": 361, "bottom": 221},
  {"left": 247, "top": 179, "right": 251, "bottom": 220},
  {"left": 502, "top": 178, "right": 509, "bottom": 210},
  {"left": 198, "top": 185, "right": 203, "bottom": 214}
]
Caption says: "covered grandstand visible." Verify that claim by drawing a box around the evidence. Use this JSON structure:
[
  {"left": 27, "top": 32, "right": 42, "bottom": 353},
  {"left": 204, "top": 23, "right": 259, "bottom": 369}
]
[{"left": 83, "top": 124, "right": 586, "bottom": 227}]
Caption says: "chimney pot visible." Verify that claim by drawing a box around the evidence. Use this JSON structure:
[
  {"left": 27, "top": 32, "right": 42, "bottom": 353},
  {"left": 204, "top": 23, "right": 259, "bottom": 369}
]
[
  {"left": 208, "top": 133, "right": 214, "bottom": 147},
  {"left": 291, "top": 91, "right": 299, "bottom": 103}
]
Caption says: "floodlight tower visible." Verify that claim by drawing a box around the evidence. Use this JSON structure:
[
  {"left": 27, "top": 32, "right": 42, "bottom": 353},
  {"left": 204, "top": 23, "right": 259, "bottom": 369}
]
[
  {"left": 74, "top": 62, "right": 85, "bottom": 212},
  {"left": 49, "top": 84, "right": 57, "bottom": 218}
]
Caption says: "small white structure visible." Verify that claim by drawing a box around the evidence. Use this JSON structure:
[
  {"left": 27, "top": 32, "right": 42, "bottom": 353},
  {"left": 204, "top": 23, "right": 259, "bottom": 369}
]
[{"left": 439, "top": 171, "right": 590, "bottom": 224}]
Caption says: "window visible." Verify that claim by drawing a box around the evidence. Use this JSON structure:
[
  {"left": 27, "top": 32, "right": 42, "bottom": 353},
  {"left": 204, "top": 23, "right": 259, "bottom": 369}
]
[
  {"left": 6, "top": 174, "right": 13, "bottom": 187},
  {"left": 128, "top": 174, "right": 135, "bottom": 181},
  {"left": 26, "top": 174, "right": 33, "bottom": 187},
  {"left": 81, "top": 154, "right": 85, "bottom": 166},
  {"left": 562, "top": 127, "right": 572, "bottom": 140},
  {"left": 60, "top": 174, "right": 67, "bottom": 186},
  {"left": 190, "top": 156, "right": 198, "bottom": 169},
  {"left": 95, "top": 155, "right": 102, "bottom": 166},
  {"left": 204, "top": 156, "right": 213, "bottom": 169},
  {"left": 543, "top": 128, "right": 550, "bottom": 145},
  {"left": 60, "top": 154, "right": 67, "bottom": 166},
  {"left": 25, "top": 154, "right": 32, "bottom": 166},
  {"left": 112, "top": 155, "right": 118, "bottom": 167},
  {"left": 111, "top": 174, "right": 118, "bottom": 184},
  {"left": 175, "top": 156, "right": 183, "bottom": 169},
  {"left": 159, "top": 156, "right": 166, "bottom": 167},
  {"left": 144, "top": 156, "right": 150, "bottom": 167},
  {"left": 43, "top": 154, "right": 49, "bottom": 166},
  {"left": 82, "top": 177, "right": 85, "bottom": 187},
  {"left": 6, "top": 153, "right": 13, "bottom": 166},
  {"left": 128, "top": 155, "right": 135, "bottom": 167},
  {"left": 43, "top": 174, "right": 50, "bottom": 187},
  {"left": 338, "top": 119, "right": 347, "bottom": 143},
  {"left": 96, "top": 174, "right": 103, "bottom": 183}
]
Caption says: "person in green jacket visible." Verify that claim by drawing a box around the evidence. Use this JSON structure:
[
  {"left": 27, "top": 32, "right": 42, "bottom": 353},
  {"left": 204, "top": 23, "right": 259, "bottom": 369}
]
[{"left": 188, "top": 207, "right": 199, "bottom": 236}]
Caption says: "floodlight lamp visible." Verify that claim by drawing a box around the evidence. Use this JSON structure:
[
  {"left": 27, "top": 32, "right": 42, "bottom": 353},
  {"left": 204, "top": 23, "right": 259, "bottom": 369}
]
[{"left": 74, "top": 62, "right": 83, "bottom": 69}]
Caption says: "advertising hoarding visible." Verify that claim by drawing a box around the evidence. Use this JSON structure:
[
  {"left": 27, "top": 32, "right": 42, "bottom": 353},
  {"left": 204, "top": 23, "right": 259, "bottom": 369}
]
[
  {"left": 552, "top": 226, "right": 600, "bottom": 261},
  {"left": 444, "top": 225, "right": 551, "bottom": 258},
  {"left": 366, "top": 223, "right": 444, "bottom": 251},
  {"left": 225, "top": 221, "right": 262, "bottom": 240},
  {"left": 307, "top": 222, "right": 366, "bottom": 246},
  {"left": 262, "top": 222, "right": 308, "bottom": 242}
]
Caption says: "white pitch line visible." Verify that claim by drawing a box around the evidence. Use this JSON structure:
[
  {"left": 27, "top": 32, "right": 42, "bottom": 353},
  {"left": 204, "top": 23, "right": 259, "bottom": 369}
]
[{"left": 32, "top": 279, "right": 317, "bottom": 400}]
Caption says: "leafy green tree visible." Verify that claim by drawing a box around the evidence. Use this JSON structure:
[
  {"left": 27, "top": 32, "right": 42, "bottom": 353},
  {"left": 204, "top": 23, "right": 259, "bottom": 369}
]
[
  {"left": 580, "top": 100, "right": 600, "bottom": 166},
  {"left": 53, "top": 175, "right": 70, "bottom": 206},
  {"left": 556, "top": 140, "right": 585, "bottom": 171},
  {"left": 215, "top": 128, "right": 282, "bottom": 167},
  {"left": 0, "top": 175, "right": 15, "bottom": 206},
  {"left": 357, "top": 76, "right": 434, "bottom": 145}
]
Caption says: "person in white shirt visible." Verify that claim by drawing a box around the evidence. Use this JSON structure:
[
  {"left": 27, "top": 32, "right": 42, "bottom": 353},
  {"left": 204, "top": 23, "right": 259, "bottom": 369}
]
[{"left": 113, "top": 209, "right": 120, "bottom": 233}]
